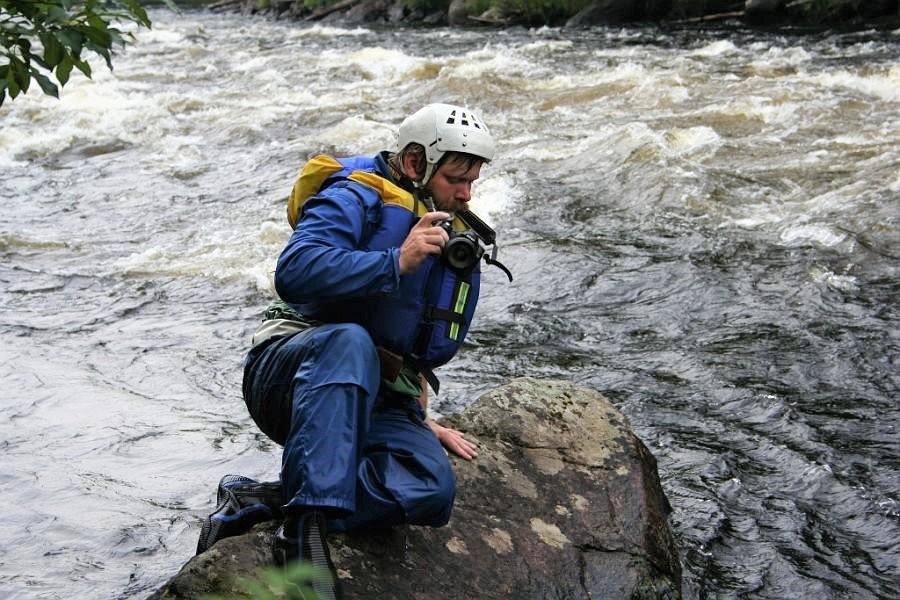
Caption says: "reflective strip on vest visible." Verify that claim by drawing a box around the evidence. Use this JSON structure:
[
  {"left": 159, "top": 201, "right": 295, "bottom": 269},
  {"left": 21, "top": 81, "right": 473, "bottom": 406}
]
[{"left": 448, "top": 281, "right": 470, "bottom": 341}]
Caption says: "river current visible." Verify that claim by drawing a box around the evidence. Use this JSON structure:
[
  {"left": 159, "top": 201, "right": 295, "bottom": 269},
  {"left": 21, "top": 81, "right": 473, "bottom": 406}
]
[{"left": 1, "top": 9, "right": 897, "bottom": 599}]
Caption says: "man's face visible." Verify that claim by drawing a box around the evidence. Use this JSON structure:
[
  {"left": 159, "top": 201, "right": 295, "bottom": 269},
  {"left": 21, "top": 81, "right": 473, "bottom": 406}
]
[{"left": 427, "top": 156, "right": 483, "bottom": 214}]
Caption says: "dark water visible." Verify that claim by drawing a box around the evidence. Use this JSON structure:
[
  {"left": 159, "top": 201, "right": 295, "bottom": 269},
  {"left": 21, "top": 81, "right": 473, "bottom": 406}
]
[{"left": 0, "top": 10, "right": 897, "bottom": 599}]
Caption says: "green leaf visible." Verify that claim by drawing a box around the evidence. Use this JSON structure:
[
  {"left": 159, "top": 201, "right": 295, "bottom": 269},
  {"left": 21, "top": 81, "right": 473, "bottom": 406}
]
[
  {"left": 56, "top": 55, "right": 73, "bottom": 85},
  {"left": 122, "top": 0, "right": 151, "bottom": 27},
  {"left": 32, "top": 70, "right": 59, "bottom": 98},
  {"left": 73, "top": 57, "right": 91, "bottom": 78},
  {"left": 56, "top": 30, "right": 83, "bottom": 56},
  {"left": 47, "top": 6, "right": 69, "bottom": 24},
  {"left": 7, "top": 55, "right": 29, "bottom": 96},
  {"left": 0, "top": 88, "right": 5, "bottom": 107},
  {"left": 30, "top": 52, "right": 51, "bottom": 71},
  {"left": 18, "top": 68, "right": 31, "bottom": 94},
  {"left": 79, "top": 25, "right": 112, "bottom": 49},
  {"left": 109, "top": 29, "right": 125, "bottom": 47},
  {"left": 85, "top": 42, "right": 113, "bottom": 70},
  {"left": 87, "top": 15, "right": 109, "bottom": 35},
  {"left": 41, "top": 33, "right": 65, "bottom": 67},
  {"left": 7, "top": 70, "right": 20, "bottom": 99},
  {"left": 159, "top": 0, "right": 180, "bottom": 13}
]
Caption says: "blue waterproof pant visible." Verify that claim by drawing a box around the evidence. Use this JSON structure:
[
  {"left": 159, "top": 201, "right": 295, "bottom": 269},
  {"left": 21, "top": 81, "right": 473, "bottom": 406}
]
[{"left": 242, "top": 323, "right": 455, "bottom": 532}]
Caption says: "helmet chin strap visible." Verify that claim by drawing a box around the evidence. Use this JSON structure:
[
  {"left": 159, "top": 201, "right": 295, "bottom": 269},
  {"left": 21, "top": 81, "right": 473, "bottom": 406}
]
[
  {"left": 421, "top": 161, "right": 436, "bottom": 188},
  {"left": 413, "top": 162, "right": 439, "bottom": 212}
]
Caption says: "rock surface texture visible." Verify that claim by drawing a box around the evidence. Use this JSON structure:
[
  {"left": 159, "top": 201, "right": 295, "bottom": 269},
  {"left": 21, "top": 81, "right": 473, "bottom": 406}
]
[{"left": 151, "top": 378, "right": 682, "bottom": 599}]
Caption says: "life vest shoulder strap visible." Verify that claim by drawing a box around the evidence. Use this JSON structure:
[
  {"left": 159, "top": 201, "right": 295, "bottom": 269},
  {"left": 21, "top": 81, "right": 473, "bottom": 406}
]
[
  {"left": 288, "top": 155, "right": 344, "bottom": 229},
  {"left": 287, "top": 154, "right": 429, "bottom": 228}
]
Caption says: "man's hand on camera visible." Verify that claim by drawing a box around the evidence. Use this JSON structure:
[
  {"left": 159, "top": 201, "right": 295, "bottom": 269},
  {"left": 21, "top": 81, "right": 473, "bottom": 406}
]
[{"left": 399, "top": 211, "right": 450, "bottom": 274}]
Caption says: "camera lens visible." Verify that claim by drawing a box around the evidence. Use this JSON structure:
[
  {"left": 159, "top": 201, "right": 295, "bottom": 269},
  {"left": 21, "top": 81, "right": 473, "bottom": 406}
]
[{"left": 446, "top": 238, "right": 475, "bottom": 270}]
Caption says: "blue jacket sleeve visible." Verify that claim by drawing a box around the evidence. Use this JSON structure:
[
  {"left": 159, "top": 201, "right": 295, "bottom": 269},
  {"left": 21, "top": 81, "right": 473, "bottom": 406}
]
[{"left": 274, "top": 183, "right": 401, "bottom": 303}]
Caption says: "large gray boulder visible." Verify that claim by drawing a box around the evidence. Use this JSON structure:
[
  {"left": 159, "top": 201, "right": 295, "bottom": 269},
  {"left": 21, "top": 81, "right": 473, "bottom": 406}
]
[
  {"left": 447, "top": 0, "right": 472, "bottom": 25},
  {"left": 151, "top": 378, "right": 681, "bottom": 599}
]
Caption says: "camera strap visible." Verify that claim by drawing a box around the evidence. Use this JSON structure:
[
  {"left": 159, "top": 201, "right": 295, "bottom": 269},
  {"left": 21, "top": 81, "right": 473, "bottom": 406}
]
[
  {"left": 458, "top": 210, "right": 513, "bottom": 282},
  {"left": 457, "top": 209, "right": 495, "bottom": 245}
]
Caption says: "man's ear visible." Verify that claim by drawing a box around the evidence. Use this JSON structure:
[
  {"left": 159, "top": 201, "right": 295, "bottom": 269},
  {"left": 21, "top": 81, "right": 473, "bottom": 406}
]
[{"left": 401, "top": 151, "right": 422, "bottom": 182}]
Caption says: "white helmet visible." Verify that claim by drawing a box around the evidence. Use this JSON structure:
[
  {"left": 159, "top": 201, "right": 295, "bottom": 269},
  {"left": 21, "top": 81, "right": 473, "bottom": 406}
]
[{"left": 398, "top": 103, "right": 495, "bottom": 185}]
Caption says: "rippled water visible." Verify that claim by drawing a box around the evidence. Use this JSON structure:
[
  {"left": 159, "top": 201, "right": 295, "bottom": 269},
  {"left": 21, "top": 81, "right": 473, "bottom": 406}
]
[{"left": 1, "top": 10, "right": 897, "bottom": 599}]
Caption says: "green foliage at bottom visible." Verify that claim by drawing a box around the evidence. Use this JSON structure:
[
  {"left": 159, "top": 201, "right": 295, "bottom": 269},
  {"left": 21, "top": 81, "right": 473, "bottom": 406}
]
[{"left": 202, "top": 561, "right": 325, "bottom": 600}]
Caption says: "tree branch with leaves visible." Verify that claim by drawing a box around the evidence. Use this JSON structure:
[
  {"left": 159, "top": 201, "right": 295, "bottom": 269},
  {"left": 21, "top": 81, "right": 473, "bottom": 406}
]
[{"left": 0, "top": 0, "right": 174, "bottom": 106}]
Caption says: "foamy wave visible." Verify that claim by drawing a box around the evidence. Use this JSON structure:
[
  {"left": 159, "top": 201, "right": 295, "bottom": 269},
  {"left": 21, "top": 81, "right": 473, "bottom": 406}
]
[
  {"left": 750, "top": 45, "right": 812, "bottom": 67},
  {"left": 780, "top": 224, "right": 847, "bottom": 247},
  {"left": 291, "top": 25, "right": 371, "bottom": 38},
  {"left": 116, "top": 221, "right": 289, "bottom": 292},
  {"left": 521, "top": 39, "right": 575, "bottom": 55},
  {"left": 663, "top": 126, "right": 721, "bottom": 157},
  {"left": 470, "top": 173, "right": 525, "bottom": 227},
  {"left": 545, "top": 61, "right": 650, "bottom": 90},
  {"left": 345, "top": 47, "right": 421, "bottom": 80},
  {"left": 1, "top": 74, "right": 171, "bottom": 159},
  {"left": 890, "top": 168, "right": 900, "bottom": 193},
  {"left": 514, "top": 120, "right": 664, "bottom": 165},
  {"left": 730, "top": 211, "right": 784, "bottom": 229},
  {"left": 606, "top": 121, "right": 660, "bottom": 156},
  {"left": 690, "top": 40, "right": 739, "bottom": 57},
  {"left": 441, "top": 47, "right": 536, "bottom": 80},
  {"left": 318, "top": 115, "right": 397, "bottom": 155},
  {"left": 807, "top": 66, "right": 900, "bottom": 101},
  {"left": 705, "top": 95, "right": 799, "bottom": 125},
  {"left": 134, "top": 27, "right": 185, "bottom": 46},
  {"left": 502, "top": 133, "right": 571, "bottom": 162},
  {"left": 810, "top": 266, "right": 858, "bottom": 291}
]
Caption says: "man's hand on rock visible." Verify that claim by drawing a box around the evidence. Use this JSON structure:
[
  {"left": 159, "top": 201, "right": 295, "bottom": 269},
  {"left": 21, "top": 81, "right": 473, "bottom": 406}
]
[
  {"left": 426, "top": 418, "right": 478, "bottom": 460},
  {"left": 399, "top": 211, "right": 450, "bottom": 275}
]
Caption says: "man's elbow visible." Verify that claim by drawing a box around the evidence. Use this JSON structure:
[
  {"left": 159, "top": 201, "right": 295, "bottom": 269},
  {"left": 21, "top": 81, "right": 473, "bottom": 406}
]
[{"left": 274, "top": 261, "right": 312, "bottom": 304}]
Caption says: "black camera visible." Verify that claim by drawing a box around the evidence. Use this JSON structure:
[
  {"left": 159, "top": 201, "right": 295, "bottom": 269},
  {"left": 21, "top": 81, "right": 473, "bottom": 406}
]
[{"left": 437, "top": 220, "right": 484, "bottom": 272}]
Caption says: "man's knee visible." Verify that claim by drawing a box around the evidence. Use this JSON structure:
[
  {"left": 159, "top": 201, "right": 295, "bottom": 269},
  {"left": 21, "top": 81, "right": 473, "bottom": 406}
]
[
  {"left": 284, "top": 323, "right": 379, "bottom": 390},
  {"left": 409, "top": 463, "right": 456, "bottom": 527},
  {"left": 318, "top": 323, "right": 375, "bottom": 357}
]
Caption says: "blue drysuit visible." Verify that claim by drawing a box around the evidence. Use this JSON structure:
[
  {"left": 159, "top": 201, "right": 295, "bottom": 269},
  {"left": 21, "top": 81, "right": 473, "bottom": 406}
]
[{"left": 243, "top": 152, "right": 470, "bottom": 531}]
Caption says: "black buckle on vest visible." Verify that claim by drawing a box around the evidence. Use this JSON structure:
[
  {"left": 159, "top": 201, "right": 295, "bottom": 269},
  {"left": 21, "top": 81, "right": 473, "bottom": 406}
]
[{"left": 423, "top": 305, "right": 466, "bottom": 324}]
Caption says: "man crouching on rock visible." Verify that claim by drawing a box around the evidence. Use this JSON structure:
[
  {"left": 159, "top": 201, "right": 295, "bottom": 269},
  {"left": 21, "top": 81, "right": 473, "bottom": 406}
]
[{"left": 196, "top": 104, "right": 501, "bottom": 599}]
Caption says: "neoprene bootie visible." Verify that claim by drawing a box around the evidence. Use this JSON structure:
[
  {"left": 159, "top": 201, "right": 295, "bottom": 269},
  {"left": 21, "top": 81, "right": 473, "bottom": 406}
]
[{"left": 196, "top": 474, "right": 280, "bottom": 554}]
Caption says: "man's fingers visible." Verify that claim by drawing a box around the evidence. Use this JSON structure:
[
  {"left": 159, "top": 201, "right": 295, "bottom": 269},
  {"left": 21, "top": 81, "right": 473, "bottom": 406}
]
[{"left": 416, "top": 211, "right": 450, "bottom": 229}]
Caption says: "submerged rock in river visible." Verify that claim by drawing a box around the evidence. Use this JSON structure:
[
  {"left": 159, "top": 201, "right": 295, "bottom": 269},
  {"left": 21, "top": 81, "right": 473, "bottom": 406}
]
[{"left": 151, "top": 378, "right": 681, "bottom": 599}]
